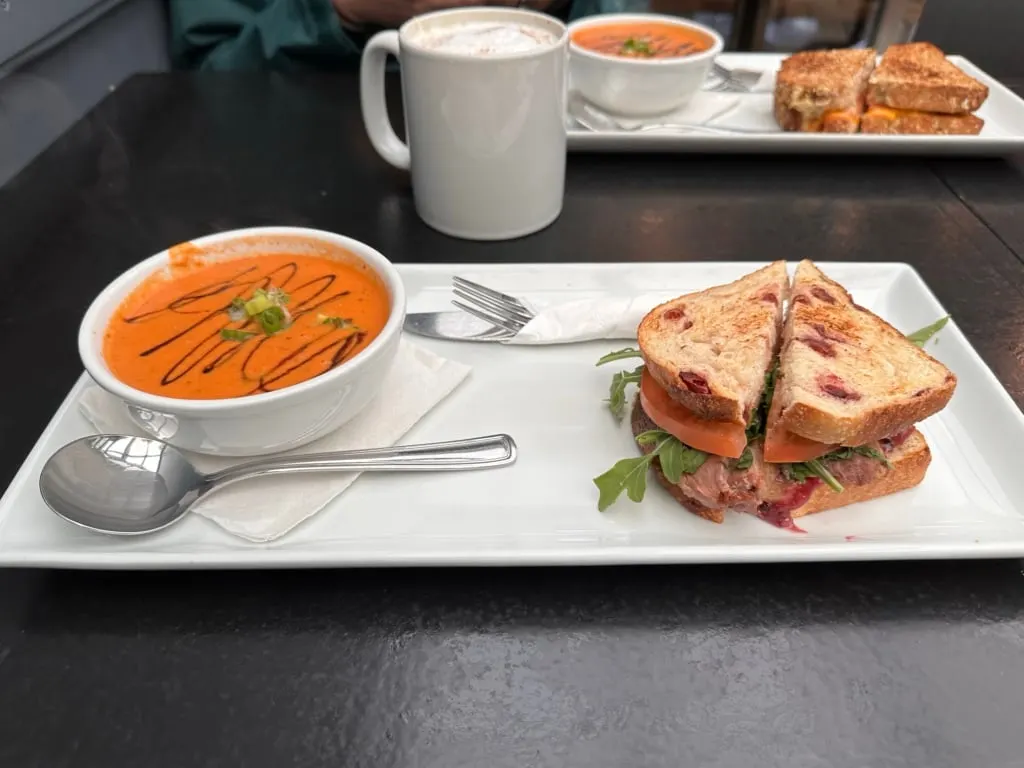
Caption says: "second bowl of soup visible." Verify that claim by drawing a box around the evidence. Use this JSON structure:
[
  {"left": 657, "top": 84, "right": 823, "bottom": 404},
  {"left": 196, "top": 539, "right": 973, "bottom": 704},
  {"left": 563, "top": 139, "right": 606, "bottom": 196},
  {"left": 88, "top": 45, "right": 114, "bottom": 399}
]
[
  {"left": 569, "top": 14, "right": 724, "bottom": 116},
  {"left": 80, "top": 227, "right": 406, "bottom": 456}
]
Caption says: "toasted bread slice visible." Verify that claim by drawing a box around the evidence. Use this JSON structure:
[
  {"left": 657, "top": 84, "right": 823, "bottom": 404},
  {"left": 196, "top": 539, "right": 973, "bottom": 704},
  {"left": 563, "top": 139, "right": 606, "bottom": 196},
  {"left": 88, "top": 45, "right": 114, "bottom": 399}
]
[
  {"left": 793, "top": 428, "right": 930, "bottom": 518},
  {"left": 774, "top": 48, "right": 876, "bottom": 133},
  {"left": 867, "top": 42, "right": 988, "bottom": 115},
  {"left": 639, "top": 262, "right": 789, "bottom": 426},
  {"left": 860, "top": 106, "right": 983, "bottom": 135},
  {"left": 770, "top": 260, "right": 956, "bottom": 446}
]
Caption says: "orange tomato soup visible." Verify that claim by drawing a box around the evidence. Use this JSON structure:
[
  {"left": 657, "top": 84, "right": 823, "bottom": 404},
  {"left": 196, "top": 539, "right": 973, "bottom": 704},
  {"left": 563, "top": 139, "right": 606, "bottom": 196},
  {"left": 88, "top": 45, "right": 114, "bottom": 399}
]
[
  {"left": 104, "top": 250, "right": 390, "bottom": 400},
  {"left": 572, "top": 22, "right": 712, "bottom": 59}
]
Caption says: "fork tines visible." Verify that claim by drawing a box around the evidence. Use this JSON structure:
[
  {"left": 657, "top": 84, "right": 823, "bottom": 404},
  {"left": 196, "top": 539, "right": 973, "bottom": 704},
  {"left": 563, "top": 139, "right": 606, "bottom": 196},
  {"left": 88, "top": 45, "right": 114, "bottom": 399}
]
[{"left": 452, "top": 276, "right": 534, "bottom": 336}]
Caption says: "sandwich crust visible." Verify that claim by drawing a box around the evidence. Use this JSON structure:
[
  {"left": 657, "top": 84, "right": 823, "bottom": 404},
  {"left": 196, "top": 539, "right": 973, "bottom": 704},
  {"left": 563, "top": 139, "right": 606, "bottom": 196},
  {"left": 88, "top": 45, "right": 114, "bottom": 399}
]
[
  {"left": 860, "top": 108, "right": 983, "bottom": 135},
  {"left": 638, "top": 261, "right": 789, "bottom": 425}
]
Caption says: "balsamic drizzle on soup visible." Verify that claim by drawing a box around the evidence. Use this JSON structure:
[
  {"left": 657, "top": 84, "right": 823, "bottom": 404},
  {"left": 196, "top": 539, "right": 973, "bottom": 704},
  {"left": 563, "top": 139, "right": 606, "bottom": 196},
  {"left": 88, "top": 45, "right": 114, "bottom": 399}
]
[{"left": 104, "top": 252, "right": 390, "bottom": 399}]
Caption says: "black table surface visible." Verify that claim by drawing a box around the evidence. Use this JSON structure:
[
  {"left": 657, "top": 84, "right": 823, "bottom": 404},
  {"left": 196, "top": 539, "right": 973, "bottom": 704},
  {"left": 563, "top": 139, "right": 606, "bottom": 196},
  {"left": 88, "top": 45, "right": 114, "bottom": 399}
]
[
  {"left": 932, "top": 79, "right": 1024, "bottom": 264},
  {"left": 2, "top": 73, "right": 1024, "bottom": 767}
]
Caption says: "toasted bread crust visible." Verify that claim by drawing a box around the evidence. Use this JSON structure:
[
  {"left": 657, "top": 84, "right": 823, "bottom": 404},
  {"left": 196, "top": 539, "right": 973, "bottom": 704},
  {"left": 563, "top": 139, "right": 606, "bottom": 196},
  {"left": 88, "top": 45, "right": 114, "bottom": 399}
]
[
  {"left": 860, "top": 109, "right": 983, "bottom": 135},
  {"left": 792, "top": 428, "right": 931, "bottom": 518},
  {"left": 639, "top": 262, "right": 788, "bottom": 425},
  {"left": 867, "top": 42, "right": 988, "bottom": 115},
  {"left": 774, "top": 49, "right": 875, "bottom": 133},
  {"left": 774, "top": 261, "right": 957, "bottom": 446}
]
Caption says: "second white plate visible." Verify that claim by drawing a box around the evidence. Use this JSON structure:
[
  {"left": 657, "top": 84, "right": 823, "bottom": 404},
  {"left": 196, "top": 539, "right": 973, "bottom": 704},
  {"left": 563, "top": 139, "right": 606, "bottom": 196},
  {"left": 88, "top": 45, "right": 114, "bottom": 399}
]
[{"left": 567, "top": 53, "right": 1024, "bottom": 156}]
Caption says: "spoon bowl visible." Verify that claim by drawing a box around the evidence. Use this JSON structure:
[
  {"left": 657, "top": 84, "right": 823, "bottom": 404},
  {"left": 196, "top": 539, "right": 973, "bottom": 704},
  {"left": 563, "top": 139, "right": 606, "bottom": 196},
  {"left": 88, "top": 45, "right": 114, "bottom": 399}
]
[{"left": 40, "top": 433, "right": 517, "bottom": 536}]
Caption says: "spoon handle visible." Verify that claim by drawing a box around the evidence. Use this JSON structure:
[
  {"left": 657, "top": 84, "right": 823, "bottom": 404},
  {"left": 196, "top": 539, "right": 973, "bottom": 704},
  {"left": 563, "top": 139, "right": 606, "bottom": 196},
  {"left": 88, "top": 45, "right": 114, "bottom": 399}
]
[{"left": 204, "top": 434, "right": 517, "bottom": 488}]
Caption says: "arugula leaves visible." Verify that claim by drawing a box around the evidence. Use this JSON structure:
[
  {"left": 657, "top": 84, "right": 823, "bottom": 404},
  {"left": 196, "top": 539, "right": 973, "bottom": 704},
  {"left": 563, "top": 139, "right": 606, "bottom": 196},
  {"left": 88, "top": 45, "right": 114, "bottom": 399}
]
[
  {"left": 606, "top": 366, "right": 643, "bottom": 419},
  {"left": 594, "top": 429, "right": 707, "bottom": 511},
  {"left": 783, "top": 444, "right": 892, "bottom": 494},
  {"left": 596, "top": 347, "right": 644, "bottom": 365},
  {"left": 906, "top": 316, "right": 950, "bottom": 347},
  {"left": 597, "top": 347, "right": 645, "bottom": 419},
  {"left": 734, "top": 446, "right": 754, "bottom": 471}
]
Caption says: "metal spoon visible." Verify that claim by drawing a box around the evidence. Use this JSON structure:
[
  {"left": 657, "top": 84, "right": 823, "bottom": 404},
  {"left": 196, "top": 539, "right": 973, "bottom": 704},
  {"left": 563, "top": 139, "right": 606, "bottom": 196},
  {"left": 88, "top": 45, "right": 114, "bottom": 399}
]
[{"left": 39, "top": 433, "right": 517, "bottom": 535}]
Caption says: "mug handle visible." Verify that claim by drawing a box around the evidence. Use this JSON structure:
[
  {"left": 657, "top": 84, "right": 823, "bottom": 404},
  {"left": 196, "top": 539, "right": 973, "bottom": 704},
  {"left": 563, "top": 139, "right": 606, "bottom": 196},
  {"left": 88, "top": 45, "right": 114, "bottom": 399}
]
[{"left": 360, "top": 31, "right": 411, "bottom": 171}]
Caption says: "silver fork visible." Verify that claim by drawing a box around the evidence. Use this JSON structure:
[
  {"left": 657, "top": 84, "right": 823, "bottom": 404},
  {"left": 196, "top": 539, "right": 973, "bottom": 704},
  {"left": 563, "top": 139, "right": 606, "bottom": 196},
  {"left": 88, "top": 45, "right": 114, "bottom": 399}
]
[
  {"left": 706, "top": 61, "right": 762, "bottom": 93},
  {"left": 452, "top": 276, "right": 536, "bottom": 338}
]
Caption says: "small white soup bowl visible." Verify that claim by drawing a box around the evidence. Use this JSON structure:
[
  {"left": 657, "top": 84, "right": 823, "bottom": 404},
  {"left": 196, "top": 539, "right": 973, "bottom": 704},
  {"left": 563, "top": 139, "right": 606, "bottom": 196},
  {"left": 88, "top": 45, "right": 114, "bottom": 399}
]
[
  {"left": 569, "top": 13, "right": 724, "bottom": 117},
  {"left": 80, "top": 227, "right": 407, "bottom": 457}
]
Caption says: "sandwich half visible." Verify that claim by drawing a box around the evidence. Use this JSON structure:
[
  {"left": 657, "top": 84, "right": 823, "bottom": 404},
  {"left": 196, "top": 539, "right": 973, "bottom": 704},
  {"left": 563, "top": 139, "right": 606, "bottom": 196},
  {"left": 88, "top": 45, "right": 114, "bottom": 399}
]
[
  {"left": 774, "top": 48, "right": 876, "bottom": 133},
  {"left": 862, "top": 42, "right": 988, "bottom": 135},
  {"left": 766, "top": 260, "right": 956, "bottom": 450},
  {"left": 596, "top": 261, "right": 955, "bottom": 530}
]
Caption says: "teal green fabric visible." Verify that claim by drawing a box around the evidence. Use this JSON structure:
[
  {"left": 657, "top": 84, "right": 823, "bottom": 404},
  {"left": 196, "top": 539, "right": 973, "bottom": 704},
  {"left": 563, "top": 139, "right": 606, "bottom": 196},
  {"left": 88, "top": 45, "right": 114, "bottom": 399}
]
[
  {"left": 170, "top": 0, "right": 363, "bottom": 72},
  {"left": 170, "top": 0, "right": 650, "bottom": 71}
]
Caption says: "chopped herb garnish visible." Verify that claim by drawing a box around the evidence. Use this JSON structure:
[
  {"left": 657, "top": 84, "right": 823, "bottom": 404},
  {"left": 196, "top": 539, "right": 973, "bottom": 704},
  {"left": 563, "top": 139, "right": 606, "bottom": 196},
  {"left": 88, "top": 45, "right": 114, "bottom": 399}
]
[
  {"left": 621, "top": 37, "right": 654, "bottom": 56},
  {"left": 594, "top": 429, "right": 707, "bottom": 511},
  {"left": 906, "top": 316, "right": 949, "bottom": 347},
  {"left": 220, "top": 328, "right": 256, "bottom": 342},
  {"left": 258, "top": 305, "right": 287, "bottom": 335},
  {"left": 226, "top": 286, "right": 292, "bottom": 337},
  {"left": 317, "top": 314, "right": 358, "bottom": 330},
  {"left": 227, "top": 298, "right": 247, "bottom": 322}
]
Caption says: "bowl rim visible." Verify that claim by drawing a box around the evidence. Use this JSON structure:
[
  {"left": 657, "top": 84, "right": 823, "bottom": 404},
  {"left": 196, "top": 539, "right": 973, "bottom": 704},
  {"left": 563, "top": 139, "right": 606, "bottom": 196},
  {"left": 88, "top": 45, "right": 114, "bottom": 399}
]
[
  {"left": 568, "top": 13, "right": 724, "bottom": 67},
  {"left": 79, "top": 226, "right": 407, "bottom": 416}
]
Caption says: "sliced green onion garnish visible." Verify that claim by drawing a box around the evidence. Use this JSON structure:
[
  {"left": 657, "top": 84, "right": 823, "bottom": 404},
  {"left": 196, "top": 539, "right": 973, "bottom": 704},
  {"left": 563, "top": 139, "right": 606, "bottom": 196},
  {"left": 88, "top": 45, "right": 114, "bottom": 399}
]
[
  {"left": 258, "top": 306, "right": 286, "bottom": 334},
  {"left": 317, "top": 314, "right": 358, "bottom": 330},
  {"left": 221, "top": 328, "right": 256, "bottom": 342},
  {"left": 244, "top": 291, "right": 274, "bottom": 317}
]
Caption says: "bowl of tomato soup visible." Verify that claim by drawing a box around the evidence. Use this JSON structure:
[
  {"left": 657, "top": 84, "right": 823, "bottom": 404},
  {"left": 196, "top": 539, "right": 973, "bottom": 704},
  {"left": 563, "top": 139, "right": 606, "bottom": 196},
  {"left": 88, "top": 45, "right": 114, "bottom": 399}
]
[
  {"left": 80, "top": 227, "right": 406, "bottom": 456},
  {"left": 569, "top": 14, "right": 723, "bottom": 117}
]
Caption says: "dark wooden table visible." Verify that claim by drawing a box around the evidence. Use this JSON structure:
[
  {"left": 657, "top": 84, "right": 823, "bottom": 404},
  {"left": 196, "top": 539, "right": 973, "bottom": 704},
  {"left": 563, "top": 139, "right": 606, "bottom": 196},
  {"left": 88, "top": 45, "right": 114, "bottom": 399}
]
[
  {"left": 2, "top": 73, "right": 1024, "bottom": 767},
  {"left": 930, "top": 79, "right": 1024, "bottom": 262}
]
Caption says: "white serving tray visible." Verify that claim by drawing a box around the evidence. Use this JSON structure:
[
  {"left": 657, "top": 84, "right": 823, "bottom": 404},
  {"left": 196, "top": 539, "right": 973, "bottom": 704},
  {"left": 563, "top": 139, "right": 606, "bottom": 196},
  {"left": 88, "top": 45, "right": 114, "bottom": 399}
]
[
  {"left": 2, "top": 262, "right": 1024, "bottom": 569},
  {"left": 567, "top": 53, "right": 1024, "bottom": 156}
]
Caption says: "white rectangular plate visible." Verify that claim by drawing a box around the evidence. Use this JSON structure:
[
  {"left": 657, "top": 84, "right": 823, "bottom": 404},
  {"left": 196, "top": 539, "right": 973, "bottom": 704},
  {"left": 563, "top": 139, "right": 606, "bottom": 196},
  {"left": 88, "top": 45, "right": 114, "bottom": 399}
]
[
  {"left": 2, "top": 262, "right": 1024, "bottom": 569},
  {"left": 567, "top": 53, "right": 1024, "bottom": 156}
]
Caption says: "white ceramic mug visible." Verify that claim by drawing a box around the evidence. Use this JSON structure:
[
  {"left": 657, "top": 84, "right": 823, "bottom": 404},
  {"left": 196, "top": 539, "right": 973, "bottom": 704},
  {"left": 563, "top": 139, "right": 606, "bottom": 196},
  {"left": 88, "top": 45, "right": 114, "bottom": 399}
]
[{"left": 360, "top": 8, "right": 568, "bottom": 241}]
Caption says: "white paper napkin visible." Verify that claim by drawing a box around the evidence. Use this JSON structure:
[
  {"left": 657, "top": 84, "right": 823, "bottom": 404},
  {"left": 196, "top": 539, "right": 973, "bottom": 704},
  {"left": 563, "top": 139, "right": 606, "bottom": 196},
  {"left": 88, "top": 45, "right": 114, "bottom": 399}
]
[
  {"left": 507, "top": 293, "right": 678, "bottom": 345},
  {"left": 78, "top": 338, "right": 471, "bottom": 542}
]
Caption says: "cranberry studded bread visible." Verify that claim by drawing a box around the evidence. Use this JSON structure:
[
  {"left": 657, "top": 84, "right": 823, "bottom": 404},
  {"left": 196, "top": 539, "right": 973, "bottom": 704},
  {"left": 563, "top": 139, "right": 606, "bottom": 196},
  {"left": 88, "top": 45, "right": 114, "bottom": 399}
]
[
  {"left": 770, "top": 260, "right": 957, "bottom": 446},
  {"left": 638, "top": 261, "right": 789, "bottom": 426},
  {"left": 774, "top": 48, "right": 876, "bottom": 133},
  {"left": 866, "top": 42, "right": 988, "bottom": 116}
]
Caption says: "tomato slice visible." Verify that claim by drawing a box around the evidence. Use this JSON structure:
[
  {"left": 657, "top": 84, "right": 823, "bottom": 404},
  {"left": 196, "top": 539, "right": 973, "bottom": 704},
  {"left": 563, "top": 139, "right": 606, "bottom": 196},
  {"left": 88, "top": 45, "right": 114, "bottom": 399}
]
[
  {"left": 639, "top": 370, "right": 747, "bottom": 458},
  {"left": 762, "top": 392, "right": 835, "bottom": 463},
  {"left": 762, "top": 427, "right": 835, "bottom": 463}
]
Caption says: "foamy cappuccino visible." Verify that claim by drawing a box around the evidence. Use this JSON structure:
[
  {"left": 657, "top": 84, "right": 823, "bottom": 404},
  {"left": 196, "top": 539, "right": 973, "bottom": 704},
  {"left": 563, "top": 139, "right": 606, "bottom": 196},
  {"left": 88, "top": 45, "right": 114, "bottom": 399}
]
[{"left": 411, "top": 21, "right": 558, "bottom": 57}]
